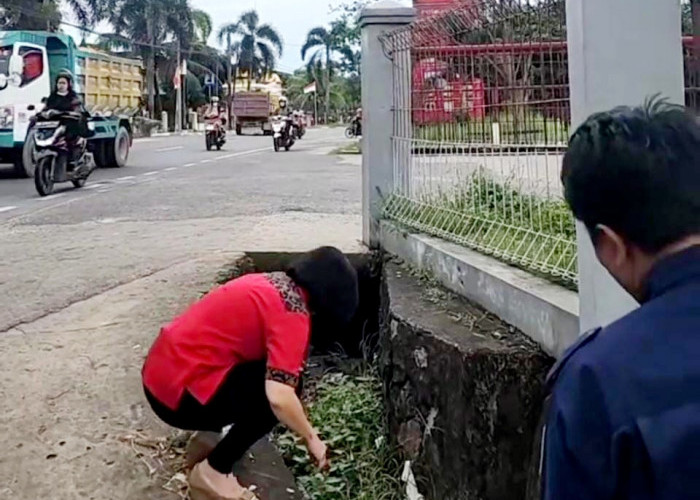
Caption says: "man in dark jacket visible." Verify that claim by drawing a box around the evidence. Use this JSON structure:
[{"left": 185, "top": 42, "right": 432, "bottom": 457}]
[{"left": 541, "top": 98, "right": 700, "bottom": 500}]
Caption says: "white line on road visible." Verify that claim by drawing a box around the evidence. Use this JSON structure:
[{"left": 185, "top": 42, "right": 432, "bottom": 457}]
[
  {"left": 184, "top": 163, "right": 196, "bottom": 167},
  {"left": 200, "top": 159, "right": 213, "bottom": 164},
  {"left": 143, "top": 171, "right": 160, "bottom": 176},
  {"left": 216, "top": 147, "right": 270, "bottom": 160},
  {"left": 156, "top": 146, "right": 184, "bottom": 152},
  {"left": 84, "top": 183, "right": 104, "bottom": 190},
  {"left": 164, "top": 167, "right": 177, "bottom": 171},
  {"left": 115, "top": 176, "right": 136, "bottom": 182},
  {"left": 37, "top": 193, "right": 66, "bottom": 201},
  {"left": 0, "top": 206, "right": 17, "bottom": 213}
]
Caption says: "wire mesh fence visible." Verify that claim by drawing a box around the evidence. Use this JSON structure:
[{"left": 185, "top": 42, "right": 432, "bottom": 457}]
[{"left": 381, "top": 0, "right": 578, "bottom": 287}]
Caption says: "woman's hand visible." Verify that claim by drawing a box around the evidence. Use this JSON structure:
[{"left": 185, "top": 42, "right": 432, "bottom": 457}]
[{"left": 305, "top": 433, "right": 329, "bottom": 470}]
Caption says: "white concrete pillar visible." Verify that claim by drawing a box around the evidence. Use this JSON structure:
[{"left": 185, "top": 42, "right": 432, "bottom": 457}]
[
  {"left": 360, "top": 1, "right": 414, "bottom": 248},
  {"left": 566, "top": 0, "right": 684, "bottom": 332},
  {"left": 161, "top": 111, "right": 168, "bottom": 133}
]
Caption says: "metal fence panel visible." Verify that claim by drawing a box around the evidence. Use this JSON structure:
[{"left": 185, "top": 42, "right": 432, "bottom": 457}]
[{"left": 382, "top": 0, "right": 578, "bottom": 288}]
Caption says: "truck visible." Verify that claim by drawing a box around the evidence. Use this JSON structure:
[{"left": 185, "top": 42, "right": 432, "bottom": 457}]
[
  {"left": 232, "top": 91, "right": 273, "bottom": 136},
  {"left": 0, "top": 31, "right": 142, "bottom": 177}
]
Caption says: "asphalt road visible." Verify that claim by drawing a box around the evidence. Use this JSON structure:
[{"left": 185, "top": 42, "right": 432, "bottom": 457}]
[{"left": 0, "top": 127, "right": 362, "bottom": 332}]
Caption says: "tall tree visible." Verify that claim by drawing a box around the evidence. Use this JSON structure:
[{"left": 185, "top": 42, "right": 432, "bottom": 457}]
[
  {"left": 1, "top": 0, "right": 101, "bottom": 30},
  {"left": 217, "top": 10, "right": 283, "bottom": 91},
  {"left": 301, "top": 24, "right": 345, "bottom": 123},
  {"left": 191, "top": 9, "right": 213, "bottom": 44},
  {"left": 102, "top": 0, "right": 195, "bottom": 117}
]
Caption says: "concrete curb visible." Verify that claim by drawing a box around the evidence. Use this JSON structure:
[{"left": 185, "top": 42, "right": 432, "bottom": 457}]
[{"left": 380, "top": 220, "right": 580, "bottom": 358}]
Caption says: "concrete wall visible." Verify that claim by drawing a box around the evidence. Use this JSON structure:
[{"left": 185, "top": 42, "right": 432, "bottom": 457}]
[
  {"left": 380, "top": 260, "right": 552, "bottom": 500},
  {"left": 381, "top": 221, "right": 579, "bottom": 358}
]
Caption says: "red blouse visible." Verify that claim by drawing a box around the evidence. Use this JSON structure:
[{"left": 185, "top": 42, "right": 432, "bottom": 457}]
[{"left": 142, "top": 272, "right": 310, "bottom": 410}]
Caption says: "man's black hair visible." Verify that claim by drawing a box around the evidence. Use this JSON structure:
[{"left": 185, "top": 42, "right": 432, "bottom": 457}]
[
  {"left": 286, "top": 246, "right": 359, "bottom": 325},
  {"left": 561, "top": 96, "right": 700, "bottom": 253}
]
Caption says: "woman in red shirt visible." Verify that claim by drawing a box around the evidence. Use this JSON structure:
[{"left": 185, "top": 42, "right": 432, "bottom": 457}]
[{"left": 142, "top": 247, "right": 359, "bottom": 500}]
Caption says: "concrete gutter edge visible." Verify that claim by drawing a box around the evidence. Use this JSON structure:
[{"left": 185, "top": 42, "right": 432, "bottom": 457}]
[{"left": 380, "top": 220, "right": 580, "bottom": 358}]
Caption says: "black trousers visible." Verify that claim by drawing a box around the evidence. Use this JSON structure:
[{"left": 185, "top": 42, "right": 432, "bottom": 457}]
[{"left": 144, "top": 361, "right": 278, "bottom": 474}]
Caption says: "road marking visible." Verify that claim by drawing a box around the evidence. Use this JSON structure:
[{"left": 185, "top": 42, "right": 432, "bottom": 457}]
[
  {"left": 184, "top": 163, "right": 196, "bottom": 167},
  {"left": 115, "top": 176, "right": 136, "bottom": 182},
  {"left": 0, "top": 206, "right": 17, "bottom": 213},
  {"left": 216, "top": 147, "right": 270, "bottom": 160},
  {"left": 156, "top": 146, "right": 184, "bottom": 152},
  {"left": 84, "top": 183, "right": 104, "bottom": 190},
  {"left": 143, "top": 171, "right": 160, "bottom": 176},
  {"left": 200, "top": 159, "right": 213, "bottom": 164},
  {"left": 164, "top": 167, "right": 177, "bottom": 171},
  {"left": 37, "top": 193, "right": 66, "bottom": 201}
]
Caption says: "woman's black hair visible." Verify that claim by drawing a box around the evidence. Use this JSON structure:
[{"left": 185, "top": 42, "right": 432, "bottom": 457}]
[{"left": 286, "top": 246, "right": 359, "bottom": 325}]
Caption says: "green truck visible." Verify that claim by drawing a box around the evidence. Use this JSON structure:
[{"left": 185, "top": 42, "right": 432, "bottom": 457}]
[{"left": 0, "top": 31, "right": 142, "bottom": 177}]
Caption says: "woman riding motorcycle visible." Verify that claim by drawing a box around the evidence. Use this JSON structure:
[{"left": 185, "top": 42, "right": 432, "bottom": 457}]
[
  {"left": 45, "top": 70, "right": 83, "bottom": 113},
  {"left": 43, "top": 70, "right": 90, "bottom": 153}
]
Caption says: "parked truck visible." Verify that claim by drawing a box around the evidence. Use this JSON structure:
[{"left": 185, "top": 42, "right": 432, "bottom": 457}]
[
  {"left": 0, "top": 31, "right": 142, "bottom": 177},
  {"left": 232, "top": 91, "right": 273, "bottom": 136}
]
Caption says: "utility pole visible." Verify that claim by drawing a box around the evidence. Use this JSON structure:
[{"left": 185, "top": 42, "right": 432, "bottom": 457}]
[{"left": 175, "top": 42, "right": 182, "bottom": 133}]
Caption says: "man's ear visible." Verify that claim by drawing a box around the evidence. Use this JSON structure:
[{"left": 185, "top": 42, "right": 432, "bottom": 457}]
[{"left": 593, "top": 224, "right": 628, "bottom": 270}]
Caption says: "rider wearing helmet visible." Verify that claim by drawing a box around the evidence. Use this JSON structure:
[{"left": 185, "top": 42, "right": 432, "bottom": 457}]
[
  {"left": 45, "top": 70, "right": 83, "bottom": 113},
  {"left": 43, "top": 70, "right": 89, "bottom": 158},
  {"left": 277, "top": 96, "right": 289, "bottom": 116},
  {"left": 204, "top": 96, "right": 225, "bottom": 138}
]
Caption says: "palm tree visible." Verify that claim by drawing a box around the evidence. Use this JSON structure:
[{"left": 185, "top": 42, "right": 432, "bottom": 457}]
[
  {"left": 102, "top": 0, "right": 195, "bottom": 117},
  {"left": 217, "top": 10, "right": 283, "bottom": 91},
  {"left": 191, "top": 9, "right": 212, "bottom": 44},
  {"left": 301, "top": 25, "right": 344, "bottom": 124}
]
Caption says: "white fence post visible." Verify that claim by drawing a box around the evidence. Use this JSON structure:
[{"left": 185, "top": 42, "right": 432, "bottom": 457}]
[
  {"left": 360, "top": 1, "right": 414, "bottom": 248},
  {"left": 566, "top": 0, "right": 684, "bottom": 332}
]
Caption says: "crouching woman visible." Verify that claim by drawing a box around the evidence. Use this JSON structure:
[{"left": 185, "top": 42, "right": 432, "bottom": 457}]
[{"left": 142, "top": 247, "right": 359, "bottom": 500}]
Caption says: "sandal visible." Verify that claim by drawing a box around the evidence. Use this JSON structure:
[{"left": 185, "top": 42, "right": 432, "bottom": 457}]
[{"left": 188, "top": 462, "right": 259, "bottom": 500}]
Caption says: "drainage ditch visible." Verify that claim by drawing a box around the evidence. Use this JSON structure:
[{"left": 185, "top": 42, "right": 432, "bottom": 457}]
[
  {"left": 217, "top": 252, "right": 554, "bottom": 500},
  {"left": 154, "top": 251, "right": 553, "bottom": 500}
]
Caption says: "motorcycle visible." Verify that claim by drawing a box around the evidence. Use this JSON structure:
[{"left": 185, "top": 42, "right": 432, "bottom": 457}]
[
  {"left": 272, "top": 116, "right": 295, "bottom": 152},
  {"left": 205, "top": 117, "right": 226, "bottom": 151},
  {"left": 345, "top": 120, "right": 362, "bottom": 139},
  {"left": 33, "top": 109, "right": 95, "bottom": 197}
]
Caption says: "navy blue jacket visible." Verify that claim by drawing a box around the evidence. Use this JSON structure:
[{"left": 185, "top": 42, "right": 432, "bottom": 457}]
[{"left": 543, "top": 247, "right": 700, "bottom": 500}]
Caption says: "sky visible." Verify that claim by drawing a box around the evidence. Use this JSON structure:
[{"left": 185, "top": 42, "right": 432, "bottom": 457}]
[{"left": 60, "top": 0, "right": 410, "bottom": 73}]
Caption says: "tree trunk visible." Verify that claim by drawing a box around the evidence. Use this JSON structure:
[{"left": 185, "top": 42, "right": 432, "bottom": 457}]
[
  {"left": 325, "top": 46, "right": 331, "bottom": 124},
  {"left": 146, "top": 17, "right": 155, "bottom": 118},
  {"left": 227, "top": 45, "right": 233, "bottom": 130}
]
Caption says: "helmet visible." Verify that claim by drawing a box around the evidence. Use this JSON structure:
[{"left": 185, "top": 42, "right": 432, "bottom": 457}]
[
  {"left": 279, "top": 97, "right": 288, "bottom": 108},
  {"left": 56, "top": 69, "right": 74, "bottom": 85},
  {"left": 211, "top": 96, "right": 220, "bottom": 103}
]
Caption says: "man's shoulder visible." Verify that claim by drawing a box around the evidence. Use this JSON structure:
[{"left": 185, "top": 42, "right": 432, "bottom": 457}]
[{"left": 549, "top": 303, "right": 667, "bottom": 389}]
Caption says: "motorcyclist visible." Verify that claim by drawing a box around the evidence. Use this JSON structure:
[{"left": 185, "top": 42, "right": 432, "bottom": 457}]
[
  {"left": 351, "top": 107, "right": 362, "bottom": 136},
  {"left": 204, "top": 96, "right": 225, "bottom": 139},
  {"left": 43, "top": 70, "right": 89, "bottom": 160},
  {"left": 277, "top": 96, "right": 289, "bottom": 116},
  {"left": 45, "top": 70, "right": 83, "bottom": 113},
  {"left": 294, "top": 110, "right": 306, "bottom": 138}
]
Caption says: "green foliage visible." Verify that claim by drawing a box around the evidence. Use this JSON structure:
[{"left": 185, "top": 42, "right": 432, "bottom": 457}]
[
  {"left": 217, "top": 10, "right": 283, "bottom": 90},
  {"left": 383, "top": 174, "right": 578, "bottom": 288},
  {"left": 0, "top": 0, "right": 71, "bottom": 30},
  {"left": 275, "top": 371, "right": 402, "bottom": 500},
  {"left": 414, "top": 113, "right": 570, "bottom": 145}
]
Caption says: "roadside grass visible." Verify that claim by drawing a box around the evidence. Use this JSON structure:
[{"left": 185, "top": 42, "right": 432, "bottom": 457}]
[{"left": 275, "top": 369, "right": 402, "bottom": 500}]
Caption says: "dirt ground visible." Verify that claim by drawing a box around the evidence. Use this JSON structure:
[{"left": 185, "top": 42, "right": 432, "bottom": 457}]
[{"left": 0, "top": 220, "right": 363, "bottom": 500}]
